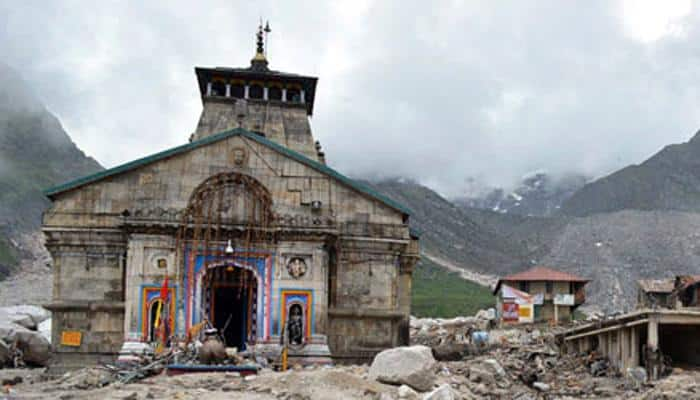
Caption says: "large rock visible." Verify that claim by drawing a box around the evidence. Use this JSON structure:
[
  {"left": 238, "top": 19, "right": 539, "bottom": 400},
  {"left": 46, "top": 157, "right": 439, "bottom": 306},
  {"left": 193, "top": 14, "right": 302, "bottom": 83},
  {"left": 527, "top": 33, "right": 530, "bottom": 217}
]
[
  {"left": 369, "top": 345, "right": 436, "bottom": 392},
  {"left": 0, "top": 320, "right": 26, "bottom": 343},
  {"left": 0, "top": 305, "right": 50, "bottom": 330},
  {"left": 0, "top": 339, "right": 10, "bottom": 366},
  {"left": 38, "top": 318, "right": 51, "bottom": 343},
  {"left": 431, "top": 343, "right": 470, "bottom": 361},
  {"left": 0, "top": 320, "right": 50, "bottom": 366},
  {"left": 13, "top": 329, "right": 50, "bottom": 366},
  {"left": 0, "top": 310, "right": 34, "bottom": 330}
]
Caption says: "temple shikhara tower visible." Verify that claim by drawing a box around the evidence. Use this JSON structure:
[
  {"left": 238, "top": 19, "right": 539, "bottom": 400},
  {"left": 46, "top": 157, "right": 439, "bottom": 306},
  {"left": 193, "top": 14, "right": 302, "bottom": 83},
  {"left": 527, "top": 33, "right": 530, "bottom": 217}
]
[{"left": 42, "top": 24, "right": 419, "bottom": 368}]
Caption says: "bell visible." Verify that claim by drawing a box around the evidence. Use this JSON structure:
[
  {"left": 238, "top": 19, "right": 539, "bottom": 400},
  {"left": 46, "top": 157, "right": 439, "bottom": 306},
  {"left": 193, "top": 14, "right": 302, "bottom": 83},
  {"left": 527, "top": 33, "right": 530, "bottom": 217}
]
[{"left": 225, "top": 239, "right": 234, "bottom": 254}]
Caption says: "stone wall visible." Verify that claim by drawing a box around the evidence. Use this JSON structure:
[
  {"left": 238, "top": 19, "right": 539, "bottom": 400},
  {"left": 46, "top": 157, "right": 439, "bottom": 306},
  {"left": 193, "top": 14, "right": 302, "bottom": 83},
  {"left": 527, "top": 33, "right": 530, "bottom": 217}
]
[
  {"left": 44, "top": 135, "right": 404, "bottom": 229},
  {"left": 194, "top": 100, "right": 319, "bottom": 161}
]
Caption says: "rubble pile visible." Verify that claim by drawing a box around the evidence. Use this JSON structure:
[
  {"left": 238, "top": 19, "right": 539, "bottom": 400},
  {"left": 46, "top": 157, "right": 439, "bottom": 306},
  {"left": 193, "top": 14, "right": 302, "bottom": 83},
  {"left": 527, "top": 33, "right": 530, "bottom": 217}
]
[{"left": 3, "top": 311, "right": 700, "bottom": 398}]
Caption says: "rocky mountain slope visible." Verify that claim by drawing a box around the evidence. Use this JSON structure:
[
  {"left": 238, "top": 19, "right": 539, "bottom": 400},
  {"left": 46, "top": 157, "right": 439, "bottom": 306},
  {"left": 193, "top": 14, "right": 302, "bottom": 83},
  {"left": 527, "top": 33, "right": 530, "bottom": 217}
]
[
  {"left": 370, "top": 178, "right": 700, "bottom": 313},
  {"left": 455, "top": 172, "right": 588, "bottom": 217},
  {"left": 561, "top": 130, "right": 700, "bottom": 217},
  {"left": 364, "top": 179, "right": 528, "bottom": 279},
  {"left": 0, "top": 63, "right": 102, "bottom": 277}
]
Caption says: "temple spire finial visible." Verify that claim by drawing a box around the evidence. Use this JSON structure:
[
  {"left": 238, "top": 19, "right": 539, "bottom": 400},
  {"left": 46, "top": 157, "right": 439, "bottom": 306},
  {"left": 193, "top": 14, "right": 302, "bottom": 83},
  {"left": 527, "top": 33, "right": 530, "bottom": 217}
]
[{"left": 251, "top": 20, "right": 270, "bottom": 71}]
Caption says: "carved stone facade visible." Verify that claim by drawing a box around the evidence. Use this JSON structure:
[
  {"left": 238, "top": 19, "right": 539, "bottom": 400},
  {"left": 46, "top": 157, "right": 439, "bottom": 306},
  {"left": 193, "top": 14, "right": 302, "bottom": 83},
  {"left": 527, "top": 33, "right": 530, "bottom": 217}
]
[{"left": 42, "top": 40, "right": 418, "bottom": 368}]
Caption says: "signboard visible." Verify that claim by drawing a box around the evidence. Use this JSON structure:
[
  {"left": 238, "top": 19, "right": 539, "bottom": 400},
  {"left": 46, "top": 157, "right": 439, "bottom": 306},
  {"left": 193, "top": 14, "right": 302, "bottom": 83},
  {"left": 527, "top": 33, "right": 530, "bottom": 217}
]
[
  {"left": 554, "top": 294, "right": 574, "bottom": 306},
  {"left": 60, "top": 331, "right": 82, "bottom": 347},
  {"left": 518, "top": 304, "right": 533, "bottom": 323},
  {"left": 502, "top": 303, "right": 519, "bottom": 322}
]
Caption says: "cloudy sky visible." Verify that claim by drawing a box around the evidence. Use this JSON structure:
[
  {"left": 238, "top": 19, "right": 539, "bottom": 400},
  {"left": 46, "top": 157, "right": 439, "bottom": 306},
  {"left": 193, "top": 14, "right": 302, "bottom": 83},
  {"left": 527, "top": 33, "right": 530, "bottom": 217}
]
[{"left": 1, "top": 0, "right": 700, "bottom": 196}]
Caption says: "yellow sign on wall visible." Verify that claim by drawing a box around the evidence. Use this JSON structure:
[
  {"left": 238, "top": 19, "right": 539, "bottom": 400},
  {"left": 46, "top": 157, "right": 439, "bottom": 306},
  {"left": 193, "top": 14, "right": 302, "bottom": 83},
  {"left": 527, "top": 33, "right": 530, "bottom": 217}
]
[
  {"left": 60, "top": 331, "right": 82, "bottom": 347},
  {"left": 518, "top": 304, "right": 533, "bottom": 320}
]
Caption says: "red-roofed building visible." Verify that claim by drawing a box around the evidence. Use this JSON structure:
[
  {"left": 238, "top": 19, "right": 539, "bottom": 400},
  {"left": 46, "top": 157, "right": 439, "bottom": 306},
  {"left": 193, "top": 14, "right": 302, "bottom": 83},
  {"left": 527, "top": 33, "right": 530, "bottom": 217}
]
[{"left": 494, "top": 266, "right": 589, "bottom": 324}]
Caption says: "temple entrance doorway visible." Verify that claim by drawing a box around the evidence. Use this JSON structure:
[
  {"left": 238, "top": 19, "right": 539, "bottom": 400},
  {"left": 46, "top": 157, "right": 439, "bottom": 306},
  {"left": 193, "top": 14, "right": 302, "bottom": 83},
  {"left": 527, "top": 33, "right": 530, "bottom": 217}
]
[{"left": 202, "top": 264, "right": 258, "bottom": 350}]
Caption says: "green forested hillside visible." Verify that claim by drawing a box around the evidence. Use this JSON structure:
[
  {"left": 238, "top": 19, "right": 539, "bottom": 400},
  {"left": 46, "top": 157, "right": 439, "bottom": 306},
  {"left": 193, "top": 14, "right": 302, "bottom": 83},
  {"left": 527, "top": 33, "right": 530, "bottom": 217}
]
[{"left": 411, "top": 257, "right": 494, "bottom": 318}]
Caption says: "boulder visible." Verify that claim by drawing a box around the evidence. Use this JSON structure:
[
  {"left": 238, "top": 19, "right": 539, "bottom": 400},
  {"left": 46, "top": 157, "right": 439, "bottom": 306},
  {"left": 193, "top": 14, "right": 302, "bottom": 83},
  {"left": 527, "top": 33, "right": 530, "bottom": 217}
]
[
  {"left": 0, "top": 320, "right": 50, "bottom": 366},
  {"left": 0, "top": 338, "right": 10, "bottom": 366},
  {"left": 532, "top": 382, "right": 550, "bottom": 392},
  {"left": 0, "top": 305, "right": 50, "bottom": 330},
  {"left": 0, "top": 320, "right": 26, "bottom": 343},
  {"left": 14, "top": 329, "right": 50, "bottom": 366},
  {"left": 369, "top": 345, "right": 436, "bottom": 392},
  {"left": 38, "top": 318, "right": 51, "bottom": 343},
  {"left": 431, "top": 343, "right": 469, "bottom": 361},
  {"left": 0, "top": 310, "right": 34, "bottom": 330},
  {"left": 422, "top": 384, "right": 460, "bottom": 400}
]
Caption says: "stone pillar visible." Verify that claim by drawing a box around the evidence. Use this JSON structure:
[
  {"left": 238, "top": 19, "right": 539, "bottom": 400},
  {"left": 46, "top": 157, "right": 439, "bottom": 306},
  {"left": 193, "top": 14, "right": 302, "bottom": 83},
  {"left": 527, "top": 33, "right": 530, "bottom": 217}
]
[
  {"left": 648, "top": 317, "right": 660, "bottom": 380},
  {"left": 282, "top": 88, "right": 287, "bottom": 102},
  {"left": 648, "top": 318, "right": 658, "bottom": 351},
  {"left": 630, "top": 327, "right": 639, "bottom": 367},
  {"left": 621, "top": 328, "right": 629, "bottom": 371},
  {"left": 244, "top": 85, "right": 250, "bottom": 99},
  {"left": 206, "top": 82, "right": 212, "bottom": 96},
  {"left": 263, "top": 87, "right": 269, "bottom": 100},
  {"left": 300, "top": 89, "right": 306, "bottom": 103},
  {"left": 225, "top": 84, "right": 231, "bottom": 97}
]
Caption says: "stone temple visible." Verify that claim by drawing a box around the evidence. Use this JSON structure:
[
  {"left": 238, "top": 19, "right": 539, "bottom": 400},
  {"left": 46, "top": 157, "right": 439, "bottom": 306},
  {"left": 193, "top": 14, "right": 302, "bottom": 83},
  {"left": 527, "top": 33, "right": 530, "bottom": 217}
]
[{"left": 42, "top": 26, "right": 419, "bottom": 368}]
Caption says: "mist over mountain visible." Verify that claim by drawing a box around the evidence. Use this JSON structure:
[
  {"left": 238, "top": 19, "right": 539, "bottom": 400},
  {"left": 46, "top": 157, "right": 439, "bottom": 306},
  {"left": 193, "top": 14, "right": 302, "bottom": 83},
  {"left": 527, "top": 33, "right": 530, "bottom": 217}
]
[
  {"left": 454, "top": 172, "right": 589, "bottom": 217},
  {"left": 0, "top": 63, "right": 102, "bottom": 276}
]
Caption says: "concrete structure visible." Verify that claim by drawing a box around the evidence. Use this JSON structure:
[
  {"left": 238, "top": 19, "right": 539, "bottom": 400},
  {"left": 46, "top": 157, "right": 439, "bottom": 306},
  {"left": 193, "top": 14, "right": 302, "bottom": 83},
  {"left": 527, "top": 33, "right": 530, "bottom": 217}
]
[
  {"left": 560, "top": 309, "right": 700, "bottom": 379},
  {"left": 41, "top": 25, "right": 419, "bottom": 369},
  {"left": 637, "top": 279, "right": 674, "bottom": 309},
  {"left": 493, "top": 266, "right": 588, "bottom": 324}
]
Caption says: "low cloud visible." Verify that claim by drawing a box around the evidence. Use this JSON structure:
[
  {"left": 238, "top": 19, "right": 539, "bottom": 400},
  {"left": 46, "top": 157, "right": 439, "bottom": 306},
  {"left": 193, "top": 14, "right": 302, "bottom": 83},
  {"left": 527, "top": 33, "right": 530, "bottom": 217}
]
[{"left": 1, "top": 1, "right": 700, "bottom": 196}]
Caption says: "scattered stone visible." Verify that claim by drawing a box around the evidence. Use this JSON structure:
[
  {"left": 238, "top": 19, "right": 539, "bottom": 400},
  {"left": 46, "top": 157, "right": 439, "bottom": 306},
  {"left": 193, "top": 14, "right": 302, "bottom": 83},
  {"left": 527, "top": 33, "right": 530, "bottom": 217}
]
[
  {"left": 1, "top": 375, "right": 22, "bottom": 386},
  {"left": 627, "top": 366, "right": 647, "bottom": 386},
  {"left": 423, "top": 384, "right": 459, "bottom": 400},
  {"left": 369, "top": 345, "right": 436, "bottom": 392},
  {"left": 121, "top": 391, "right": 138, "bottom": 400},
  {"left": 398, "top": 384, "right": 419, "bottom": 399},
  {"left": 431, "top": 343, "right": 470, "bottom": 361},
  {"left": 532, "top": 382, "right": 549, "bottom": 392}
]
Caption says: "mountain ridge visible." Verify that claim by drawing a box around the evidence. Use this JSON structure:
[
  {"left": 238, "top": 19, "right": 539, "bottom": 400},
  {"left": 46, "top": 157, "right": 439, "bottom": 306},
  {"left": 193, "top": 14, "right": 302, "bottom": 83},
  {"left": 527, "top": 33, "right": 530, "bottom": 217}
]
[{"left": 0, "top": 63, "right": 103, "bottom": 277}]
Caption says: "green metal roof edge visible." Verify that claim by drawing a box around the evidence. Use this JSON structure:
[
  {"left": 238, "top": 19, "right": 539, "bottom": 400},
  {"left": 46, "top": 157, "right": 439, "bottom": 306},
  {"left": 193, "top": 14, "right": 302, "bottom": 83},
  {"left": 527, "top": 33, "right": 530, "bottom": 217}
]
[
  {"left": 239, "top": 131, "right": 412, "bottom": 216},
  {"left": 44, "top": 128, "right": 412, "bottom": 216}
]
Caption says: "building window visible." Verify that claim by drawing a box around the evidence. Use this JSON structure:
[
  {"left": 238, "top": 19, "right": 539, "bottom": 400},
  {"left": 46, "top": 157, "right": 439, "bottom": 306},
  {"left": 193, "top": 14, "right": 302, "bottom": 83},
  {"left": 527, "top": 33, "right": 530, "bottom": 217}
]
[
  {"left": 157, "top": 258, "right": 167, "bottom": 269},
  {"left": 249, "top": 84, "right": 264, "bottom": 99},
  {"left": 268, "top": 86, "right": 282, "bottom": 101},
  {"left": 519, "top": 281, "right": 529, "bottom": 292},
  {"left": 546, "top": 281, "right": 553, "bottom": 294},
  {"left": 211, "top": 81, "right": 226, "bottom": 96},
  {"left": 287, "top": 88, "right": 301, "bottom": 103},
  {"left": 231, "top": 83, "right": 245, "bottom": 99}
]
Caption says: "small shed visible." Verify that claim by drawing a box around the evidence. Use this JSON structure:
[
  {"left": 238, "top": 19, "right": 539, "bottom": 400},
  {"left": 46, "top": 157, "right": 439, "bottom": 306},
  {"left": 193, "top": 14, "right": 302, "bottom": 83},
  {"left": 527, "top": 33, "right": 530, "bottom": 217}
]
[{"left": 493, "top": 266, "right": 588, "bottom": 324}]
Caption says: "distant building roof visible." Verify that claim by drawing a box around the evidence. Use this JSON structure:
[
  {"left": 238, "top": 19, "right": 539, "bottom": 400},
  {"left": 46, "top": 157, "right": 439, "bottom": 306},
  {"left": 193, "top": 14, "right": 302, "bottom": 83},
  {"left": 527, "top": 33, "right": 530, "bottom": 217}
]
[
  {"left": 638, "top": 279, "right": 674, "bottom": 294},
  {"left": 493, "top": 266, "right": 588, "bottom": 294},
  {"left": 674, "top": 275, "right": 700, "bottom": 292}
]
